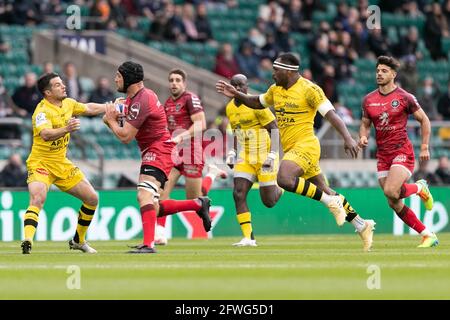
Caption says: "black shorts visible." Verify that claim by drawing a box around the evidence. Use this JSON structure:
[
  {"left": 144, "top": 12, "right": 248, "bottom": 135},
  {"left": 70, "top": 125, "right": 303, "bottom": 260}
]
[{"left": 140, "top": 164, "right": 168, "bottom": 189}]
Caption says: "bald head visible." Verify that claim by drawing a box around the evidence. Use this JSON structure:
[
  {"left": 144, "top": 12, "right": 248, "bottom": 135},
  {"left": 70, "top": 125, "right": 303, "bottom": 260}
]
[{"left": 230, "top": 74, "right": 248, "bottom": 94}]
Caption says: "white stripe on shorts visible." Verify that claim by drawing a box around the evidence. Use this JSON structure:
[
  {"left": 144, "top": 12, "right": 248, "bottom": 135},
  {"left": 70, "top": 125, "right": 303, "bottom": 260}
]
[
  {"left": 234, "top": 172, "right": 256, "bottom": 183},
  {"left": 377, "top": 165, "right": 412, "bottom": 179},
  {"left": 259, "top": 180, "right": 277, "bottom": 187}
]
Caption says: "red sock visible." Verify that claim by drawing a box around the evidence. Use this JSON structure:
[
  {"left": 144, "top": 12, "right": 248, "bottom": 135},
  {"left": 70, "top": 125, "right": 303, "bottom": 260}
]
[
  {"left": 201, "top": 176, "right": 213, "bottom": 196},
  {"left": 396, "top": 205, "right": 426, "bottom": 233},
  {"left": 157, "top": 216, "right": 167, "bottom": 227},
  {"left": 140, "top": 204, "right": 156, "bottom": 247},
  {"left": 159, "top": 199, "right": 201, "bottom": 216},
  {"left": 399, "top": 183, "right": 419, "bottom": 199}
]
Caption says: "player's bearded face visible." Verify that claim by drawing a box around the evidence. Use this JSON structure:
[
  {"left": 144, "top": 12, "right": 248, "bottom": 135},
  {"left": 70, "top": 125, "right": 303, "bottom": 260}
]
[
  {"left": 115, "top": 72, "right": 125, "bottom": 93},
  {"left": 376, "top": 65, "right": 395, "bottom": 85},
  {"left": 169, "top": 74, "right": 185, "bottom": 98}
]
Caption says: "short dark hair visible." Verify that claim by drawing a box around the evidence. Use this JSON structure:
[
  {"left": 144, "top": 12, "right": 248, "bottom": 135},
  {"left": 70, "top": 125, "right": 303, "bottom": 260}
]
[
  {"left": 277, "top": 52, "right": 300, "bottom": 66},
  {"left": 37, "top": 73, "right": 60, "bottom": 96},
  {"left": 169, "top": 68, "right": 187, "bottom": 81},
  {"left": 376, "top": 56, "right": 400, "bottom": 71}
]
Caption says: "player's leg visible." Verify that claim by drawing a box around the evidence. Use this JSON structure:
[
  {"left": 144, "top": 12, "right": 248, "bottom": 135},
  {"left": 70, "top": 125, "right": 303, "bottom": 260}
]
[
  {"left": 201, "top": 163, "right": 228, "bottom": 196},
  {"left": 277, "top": 158, "right": 346, "bottom": 226},
  {"left": 185, "top": 176, "right": 203, "bottom": 199},
  {"left": 380, "top": 167, "right": 438, "bottom": 247},
  {"left": 22, "top": 181, "right": 49, "bottom": 254},
  {"left": 129, "top": 171, "right": 162, "bottom": 253},
  {"left": 155, "top": 167, "right": 181, "bottom": 245},
  {"left": 396, "top": 144, "right": 434, "bottom": 210},
  {"left": 258, "top": 160, "right": 283, "bottom": 209},
  {"left": 308, "top": 173, "right": 376, "bottom": 251},
  {"left": 22, "top": 163, "right": 54, "bottom": 254},
  {"left": 232, "top": 177, "right": 257, "bottom": 246},
  {"left": 157, "top": 166, "right": 211, "bottom": 233},
  {"left": 64, "top": 178, "right": 99, "bottom": 253},
  {"left": 399, "top": 179, "right": 434, "bottom": 211}
]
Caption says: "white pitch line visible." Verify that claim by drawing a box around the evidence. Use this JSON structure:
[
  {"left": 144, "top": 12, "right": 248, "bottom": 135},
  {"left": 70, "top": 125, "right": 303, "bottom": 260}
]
[{"left": 0, "top": 262, "right": 449, "bottom": 270}]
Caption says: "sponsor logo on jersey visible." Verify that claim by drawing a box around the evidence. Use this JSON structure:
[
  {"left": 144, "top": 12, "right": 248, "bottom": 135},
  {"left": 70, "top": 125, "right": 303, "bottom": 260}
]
[
  {"left": 143, "top": 151, "right": 156, "bottom": 162},
  {"left": 127, "top": 103, "right": 140, "bottom": 120},
  {"left": 393, "top": 154, "right": 407, "bottom": 163},
  {"left": 35, "top": 112, "right": 48, "bottom": 127},
  {"left": 379, "top": 111, "right": 389, "bottom": 126},
  {"left": 36, "top": 168, "right": 49, "bottom": 176}
]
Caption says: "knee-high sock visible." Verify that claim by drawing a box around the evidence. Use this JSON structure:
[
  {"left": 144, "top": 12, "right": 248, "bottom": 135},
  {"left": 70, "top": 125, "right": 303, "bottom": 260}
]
[
  {"left": 339, "top": 194, "right": 366, "bottom": 231},
  {"left": 294, "top": 177, "right": 323, "bottom": 201},
  {"left": 141, "top": 204, "right": 157, "bottom": 247},
  {"left": 23, "top": 205, "right": 40, "bottom": 242},
  {"left": 73, "top": 203, "right": 97, "bottom": 244},
  {"left": 340, "top": 195, "right": 358, "bottom": 222},
  {"left": 293, "top": 177, "right": 338, "bottom": 206},
  {"left": 158, "top": 199, "right": 201, "bottom": 217},
  {"left": 399, "top": 183, "right": 419, "bottom": 199},
  {"left": 237, "top": 211, "right": 253, "bottom": 239},
  {"left": 201, "top": 175, "right": 214, "bottom": 196},
  {"left": 395, "top": 205, "right": 426, "bottom": 233},
  {"left": 157, "top": 216, "right": 167, "bottom": 227}
]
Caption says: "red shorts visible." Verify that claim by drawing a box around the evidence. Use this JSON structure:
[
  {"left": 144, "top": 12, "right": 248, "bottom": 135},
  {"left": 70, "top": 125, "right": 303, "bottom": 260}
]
[
  {"left": 376, "top": 142, "right": 415, "bottom": 179},
  {"left": 141, "top": 140, "right": 175, "bottom": 178},
  {"left": 173, "top": 140, "right": 204, "bottom": 178}
]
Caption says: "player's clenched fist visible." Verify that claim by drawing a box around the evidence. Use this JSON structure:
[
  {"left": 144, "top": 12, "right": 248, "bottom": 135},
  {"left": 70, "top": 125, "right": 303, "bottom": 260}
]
[
  {"left": 226, "top": 149, "right": 237, "bottom": 169},
  {"left": 66, "top": 117, "right": 81, "bottom": 132},
  {"left": 358, "top": 136, "right": 369, "bottom": 148}
]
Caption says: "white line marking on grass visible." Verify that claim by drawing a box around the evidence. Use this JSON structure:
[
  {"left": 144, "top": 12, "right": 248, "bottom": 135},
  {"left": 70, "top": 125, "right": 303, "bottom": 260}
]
[{"left": 1, "top": 262, "right": 449, "bottom": 270}]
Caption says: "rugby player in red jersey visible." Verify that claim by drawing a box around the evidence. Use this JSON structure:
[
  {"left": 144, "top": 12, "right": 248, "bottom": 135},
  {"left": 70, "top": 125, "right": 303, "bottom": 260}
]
[
  {"left": 359, "top": 56, "right": 438, "bottom": 248},
  {"left": 103, "top": 61, "right": 212, "bottom": 253},
  {"left": 155, "top": 68, "right": 227, "bottom": 245}
]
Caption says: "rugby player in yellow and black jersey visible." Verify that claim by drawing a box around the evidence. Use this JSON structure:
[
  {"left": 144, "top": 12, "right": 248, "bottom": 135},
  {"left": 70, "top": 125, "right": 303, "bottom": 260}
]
[
  {"left": 21, "top": 72, "right": 112, "bottom": 254},
  {"left": 216, "top": 53, "right": 376, "bottom": 251},
  {"left": 225, "top": 74, "right": 283, "bottom": 247}
]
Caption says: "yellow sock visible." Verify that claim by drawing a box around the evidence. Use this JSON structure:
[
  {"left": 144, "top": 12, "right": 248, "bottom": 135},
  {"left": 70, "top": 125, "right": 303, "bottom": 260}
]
[
  {"left": 24, "top": 206, "right": 40, "bottom": 243},
  {"left": 295, "top": 177, "right": 323, "bottom": 201},
  {"left": 343, "top": 199, "right": 356, "bottom": 214},
  {"left": 74, "top": 203, "right": 97, "bottom": 244},
  {"left": 237, "top": 212, "right": 253, "bottom": 239}
]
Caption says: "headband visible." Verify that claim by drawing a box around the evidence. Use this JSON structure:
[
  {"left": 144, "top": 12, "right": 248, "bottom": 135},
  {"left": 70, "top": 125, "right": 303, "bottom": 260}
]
[{"left": 273, "top": 61, "right": 299, "bottom": 71}]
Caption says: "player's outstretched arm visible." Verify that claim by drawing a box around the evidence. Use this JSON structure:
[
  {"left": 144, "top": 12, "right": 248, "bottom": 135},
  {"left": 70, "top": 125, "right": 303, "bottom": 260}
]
[
  {"left": 83, "top": 102, "right": 110, "bottom": 116},
  {"left": 216, "top": 80, "right": 264, "bottom": 109},
  {"left": 324, "top": 109, "right": 359, "bottom": 159},
  {"left": 413, "top": 108, "right": 431, "bottom": 162}
]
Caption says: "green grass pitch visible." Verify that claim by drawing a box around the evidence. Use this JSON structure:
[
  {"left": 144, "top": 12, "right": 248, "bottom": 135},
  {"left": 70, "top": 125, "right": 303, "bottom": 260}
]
[{"left": 0, "top": 234, "right": 449, "bottom": 300}]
